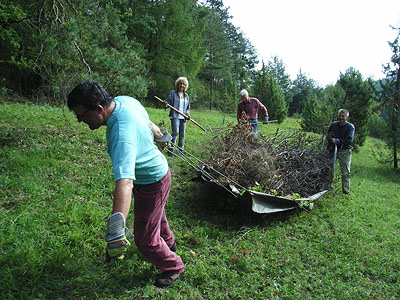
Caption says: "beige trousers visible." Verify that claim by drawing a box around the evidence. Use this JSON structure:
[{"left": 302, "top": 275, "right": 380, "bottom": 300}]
[{"left": 337, "top": 149, "right": 352, "bottom": 194}]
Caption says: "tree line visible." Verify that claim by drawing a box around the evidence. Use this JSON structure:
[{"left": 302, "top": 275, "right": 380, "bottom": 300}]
[
  {"left": 0, "top": 0, "right": 257, "bottom": 107},
  {"left": 0, "top": 1, "right": 399, "bottom": 168}
]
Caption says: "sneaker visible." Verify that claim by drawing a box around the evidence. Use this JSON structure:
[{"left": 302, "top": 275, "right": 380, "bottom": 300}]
[
  {"left": 170, "top": 241, "right": 177, "bottom": 252},
  {"left": 155, "top": 271, "right": 182, "bottom": 288}
]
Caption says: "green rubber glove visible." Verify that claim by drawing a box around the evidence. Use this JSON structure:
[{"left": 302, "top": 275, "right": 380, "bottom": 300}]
[{"left": 105, "top": 212, "right": 131, "bottom": 262}]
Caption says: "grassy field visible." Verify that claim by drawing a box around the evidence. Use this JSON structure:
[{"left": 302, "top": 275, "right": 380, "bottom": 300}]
[{"left": 0, "top": 101, "right": 399, "bottom": 300}]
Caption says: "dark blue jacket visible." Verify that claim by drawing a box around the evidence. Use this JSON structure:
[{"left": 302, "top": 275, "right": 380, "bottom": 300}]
[{"left": 327, "top": 121, "right": 355, "bottom": 150}]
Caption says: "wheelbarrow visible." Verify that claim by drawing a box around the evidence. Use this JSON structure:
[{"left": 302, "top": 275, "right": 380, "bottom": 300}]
[
  {"left": 196, "top": 167, "right": 328, "bottom": 213},
  {"left": 167, "top": 145, "right": 328, "bottom": 214}
]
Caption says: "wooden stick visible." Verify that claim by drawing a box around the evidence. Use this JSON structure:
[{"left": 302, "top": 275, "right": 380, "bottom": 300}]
[
  {"left": 262, "top": 120, "right": 278, "bottom": 124},
  {"left": 154, "top": 96, "right": 206, "bottom": 132}
]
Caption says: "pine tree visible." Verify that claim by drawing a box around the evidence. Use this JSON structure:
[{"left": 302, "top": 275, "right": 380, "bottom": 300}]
[
  {"left": 128, "top": 0, "right": 206, "bottom": 103},
  {"left": 253, "top": 64, "right": 287, "bottom": 123},
  {"left": 266, "top": 56, "right": 292, "bottom": 107},
  {"left": 337, "top": 67, "right": 376, "bottom": 149},
  {"left": 198, "top": 0, "right": 257, "bottom": 110},
  {"left": 301, "top": 95, "right": 331, "bottom": 134},
  {"left": 289, "top": 70, "right": 318, "bottom": 116},
  {"left": 199, "top": 0, "right": 233, "bottom": 109},
  {"left": 381, "top": 27, "right": 400, "bottom": 168},
  {"left": 0, "top": 0, "right": 148, "bottom": 100}
]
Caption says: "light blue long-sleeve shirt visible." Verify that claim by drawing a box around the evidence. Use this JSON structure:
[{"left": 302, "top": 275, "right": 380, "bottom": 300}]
[{"left": 106, "top": 96, "right": 168, "bottom": 184}]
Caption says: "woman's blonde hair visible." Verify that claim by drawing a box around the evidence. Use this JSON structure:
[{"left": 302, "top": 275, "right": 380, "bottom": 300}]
[{"left": 175, "top": 77, "right": 189, "bottom": 91}]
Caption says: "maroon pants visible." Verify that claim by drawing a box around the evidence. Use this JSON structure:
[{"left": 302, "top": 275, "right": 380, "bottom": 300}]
[{"left": 133, "top": 169, "right": 184, "bottom": 274}]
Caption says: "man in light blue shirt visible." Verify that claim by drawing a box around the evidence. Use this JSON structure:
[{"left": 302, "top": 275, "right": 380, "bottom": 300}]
[
  {"left": 106, "top": 95, "right": 168, "bottom": 184},
  {"left": 67, "top": 80, "right": 184, "bottom": 288}
]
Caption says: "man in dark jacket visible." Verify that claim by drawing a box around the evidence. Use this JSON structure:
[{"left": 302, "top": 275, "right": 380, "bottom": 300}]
[{"left": 327, "top": 109, "right": 355, "bottom": 194}]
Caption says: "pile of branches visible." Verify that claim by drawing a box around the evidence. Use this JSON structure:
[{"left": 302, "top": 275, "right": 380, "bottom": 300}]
[{"left": 204, "top": 118, "right": 332, "bottom": 197}]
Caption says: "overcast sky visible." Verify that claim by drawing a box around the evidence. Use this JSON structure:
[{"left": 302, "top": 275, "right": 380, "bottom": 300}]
[{"left": 223, "top": 0, "right": 400, "bottom": 87}]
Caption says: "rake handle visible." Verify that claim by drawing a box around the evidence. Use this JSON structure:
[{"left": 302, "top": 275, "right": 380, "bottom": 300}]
[{"left": 154, "top": 96, "right": 206, "bottom": 132}]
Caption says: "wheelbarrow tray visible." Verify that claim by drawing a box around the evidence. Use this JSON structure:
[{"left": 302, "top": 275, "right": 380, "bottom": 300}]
[
  {"left": 196, "top": 169, "right": 328, "bottom": 214},
  {"left": 244, "top": 189, "right": 328, "bottom": 213}
]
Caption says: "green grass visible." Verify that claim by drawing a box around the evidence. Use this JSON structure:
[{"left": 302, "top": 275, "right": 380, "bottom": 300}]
[{"left": 1, "top": 101, "right": 399, "bottom": 300}]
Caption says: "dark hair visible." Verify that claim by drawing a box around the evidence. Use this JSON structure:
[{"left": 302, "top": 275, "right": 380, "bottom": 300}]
[{"left": 67, "top": 80, "right": 112, "bottom": 110}]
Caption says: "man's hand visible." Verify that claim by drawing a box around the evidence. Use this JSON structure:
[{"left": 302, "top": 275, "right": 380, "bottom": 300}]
[
  {"left": 327, "top": 133, "right": 337, "bottom": 145},
  {"left": 150, "top": 121, "right": 163, "bottom": 139},
  {"left": 329, "top": 137, "right": 338, "bottom": 145},
  {"left": 155, "top": 128, "right": 172, "bottom": 152},
  {"left": 263, "top": 117, "right": 269, "bottom": 122},
  {"left": 105, "top": 212, "right": 131, "bottom": 262}
]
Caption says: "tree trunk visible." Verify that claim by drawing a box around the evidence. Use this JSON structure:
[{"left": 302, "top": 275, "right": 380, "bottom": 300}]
[
  {"left": 209, "top": 45, "right": 214, "bottom": 110},
  {"left": 393, "top": 67, "right": 400, "bottom": 169}
]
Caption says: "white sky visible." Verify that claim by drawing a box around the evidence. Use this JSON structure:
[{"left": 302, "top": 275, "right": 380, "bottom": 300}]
[{"left": 223, "top": 0, "right": 400, "bottom": 87}]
